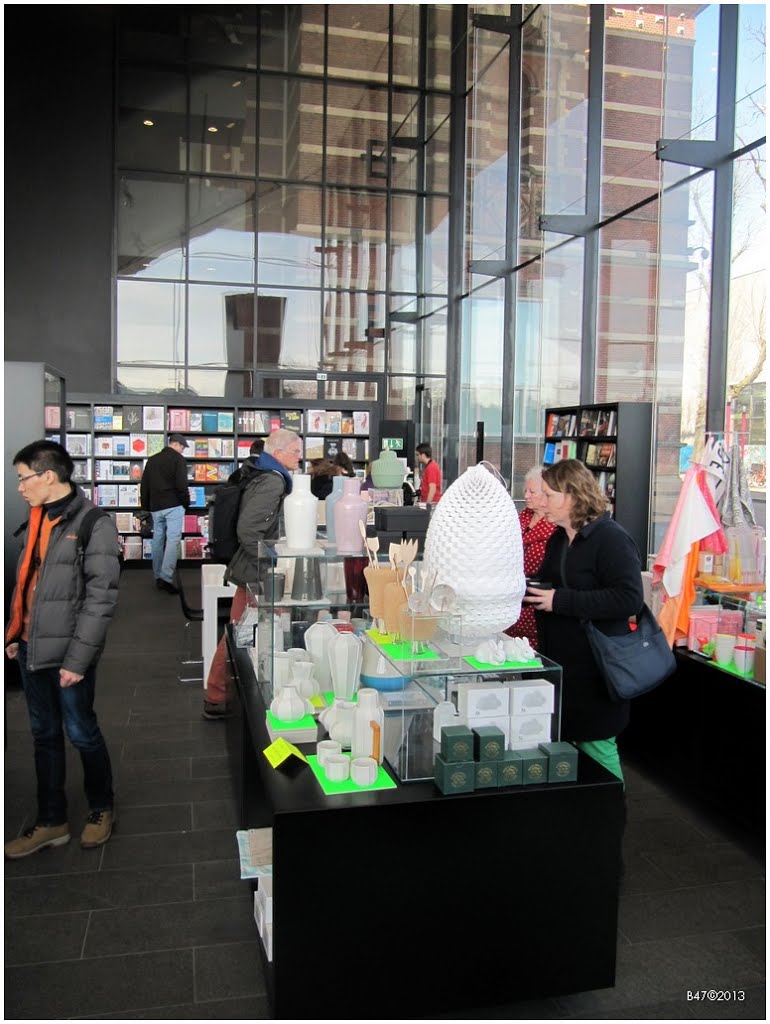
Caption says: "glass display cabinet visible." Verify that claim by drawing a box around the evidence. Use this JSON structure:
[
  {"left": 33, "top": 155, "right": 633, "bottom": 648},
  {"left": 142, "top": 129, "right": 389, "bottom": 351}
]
[{"left": 253, "top": 542, "right": 563, "bottom": 783}]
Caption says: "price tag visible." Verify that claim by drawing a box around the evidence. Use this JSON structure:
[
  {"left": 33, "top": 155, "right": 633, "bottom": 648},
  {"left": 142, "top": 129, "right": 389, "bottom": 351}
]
[{"left": 263, "top": 737, "right": 308, "bottom": 769}]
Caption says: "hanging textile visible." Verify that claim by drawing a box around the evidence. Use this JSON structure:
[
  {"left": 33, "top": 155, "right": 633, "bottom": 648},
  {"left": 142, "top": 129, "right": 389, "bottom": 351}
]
[{"left": 720, "top": 441, "right": 757, "bottom": 528}]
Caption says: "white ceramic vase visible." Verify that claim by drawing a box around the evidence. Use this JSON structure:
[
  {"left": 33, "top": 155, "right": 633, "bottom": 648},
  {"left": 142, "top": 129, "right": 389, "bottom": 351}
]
[
  {"left": 291, "top": 659, "right": 319, "bottom": 700},
  {"left": 351, "top": 687, "right": 385, "bottom": 763},
  {"left": 283, "top": 474, "right": 318, "bottom": 551},
  {"left": 333, "top": 478, "right": 366, "bottom": 554},
  {"left": 324, "top": 475, "right": 345, "bottom": 545},
  {"left": 328, "top": 631, "right": 363, "bottom": 701},
  {"left": 270, "top": 684, "right": 308, "bottom": 722},
  {"left": 303, "top": 621, "right": 337, "bottom": 693},
  {"left": 321, "top": 699, "right": 357, "bottom": 748}
]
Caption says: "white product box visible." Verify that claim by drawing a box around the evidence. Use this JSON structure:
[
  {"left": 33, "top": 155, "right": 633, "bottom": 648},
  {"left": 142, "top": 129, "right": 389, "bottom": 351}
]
[
  {"left": 253, "top": 891, "right": 263, "bottom": 931},
  {"left": 509, "top": 712, "right": 553, "bottom": 749},
  {"left": 258, "top": 876, "right": 273, "bottom": 925},
  {"left": 504, "top": 678, "right": 555, "bottom": 717},
  {"left": 263, "top": 922, "right": 273, "bottom": 962},
  {"left": 457, "top": 682, "right": 509, "bottom": 720}
]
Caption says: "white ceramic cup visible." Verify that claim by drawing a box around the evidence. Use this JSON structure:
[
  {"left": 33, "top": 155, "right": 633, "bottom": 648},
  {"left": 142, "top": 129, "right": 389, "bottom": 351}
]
[
  {"left": 316, "top": 739, "right": 342, "bottom": 769},
  {"left": 350, "top": 756, "right": 378, "bottom": 787},
  {"left": 324, "top": 754, "right": 350, "bottom": 782},
  {"left": 733, "top": 645, "right": 755, "bottom": 674},
  {"left": 712, "top": 632, "right": 736, "bottom": 665},
  {"left": 736, "top": 633, "right": 756, "bottom": 649}
]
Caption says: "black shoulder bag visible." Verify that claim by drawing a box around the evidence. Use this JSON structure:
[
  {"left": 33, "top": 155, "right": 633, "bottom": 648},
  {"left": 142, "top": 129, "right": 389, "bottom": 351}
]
[{"left": 582, "top": 604, "right": 677, "bottom": 702}]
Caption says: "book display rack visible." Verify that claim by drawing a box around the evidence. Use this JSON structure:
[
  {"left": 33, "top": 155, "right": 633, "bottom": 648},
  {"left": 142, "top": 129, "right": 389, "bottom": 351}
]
[
  {"left": 60, "top": 396, "right": 377, "bottom": 563},
  {"left": 543, "top": 402, "right": 652, "bottom": 558}
]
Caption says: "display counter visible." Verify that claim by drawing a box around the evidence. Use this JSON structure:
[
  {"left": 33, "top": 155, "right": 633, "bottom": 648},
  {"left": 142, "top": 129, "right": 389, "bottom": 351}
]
[{"left": 225, "top": 628, "right": 625, "bottom": 1018}]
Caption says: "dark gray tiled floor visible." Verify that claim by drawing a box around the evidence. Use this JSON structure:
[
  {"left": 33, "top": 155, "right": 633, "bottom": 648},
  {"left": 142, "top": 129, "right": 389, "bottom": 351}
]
[{"left": 4, "top": 570, "right": 766, "bottom": 1020}]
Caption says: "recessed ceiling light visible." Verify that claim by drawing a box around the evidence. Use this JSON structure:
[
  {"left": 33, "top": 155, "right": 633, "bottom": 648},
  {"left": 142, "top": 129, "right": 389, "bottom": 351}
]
[
  {"left": 207, "top": 126, "right": 218, "bottom": 133},
  {"left": 226, "top": 122, "right": 236, "bottom": 129},
  {"left": 143, "top": 119, "right": 154, "bottom": 126},
  {"left": 232, "top": 80, "right": 242, "bottom": 88}
]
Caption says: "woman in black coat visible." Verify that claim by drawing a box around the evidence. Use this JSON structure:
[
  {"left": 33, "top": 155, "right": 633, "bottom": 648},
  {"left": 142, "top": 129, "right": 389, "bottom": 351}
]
[{"left": 523, "top": 460, "right": 643, "bottom": 781}]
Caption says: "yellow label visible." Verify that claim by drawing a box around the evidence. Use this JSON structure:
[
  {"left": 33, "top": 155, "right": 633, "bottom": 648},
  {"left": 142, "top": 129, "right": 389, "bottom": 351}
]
[
  {"left": 263, "top": 737, "right": 308, "bottom": 768},
  {"left": 309, "top": 694, "right": 325, "bottom": 709}
]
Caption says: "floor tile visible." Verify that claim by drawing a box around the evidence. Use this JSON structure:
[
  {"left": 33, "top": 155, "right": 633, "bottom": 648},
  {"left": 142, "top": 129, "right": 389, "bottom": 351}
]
[
  {"left": 100, "top": 828, "right": 236, "bottom": 870},
  {"left": 192, "top": 798, "right": 240, "bottom": 830},
  {"left": 194, "top": 860, "right": 248, "bottom": 902},
  {"left": 111, "top": 802, "right": 193, "bottom": 835},
  {"left": 191, "top": 754, "right": 230, "bottom": 779},
  {"left": 643, "top": 842, "right": 765, "bottom": 887},
  {"left": 76, "top": 994, "right": 271, "bottom": 1019},
  {"left": 193, "top": 940, "right": 267, "bottom": 1002},
  {"left": 5, "top": 864, "right": 193, "bottom": 915},
  {"left": 618, "top": 878, "right": 766, "bottom": 943},
  {"left": 5, "top": 909, "right": 90, "bottom": 965}
]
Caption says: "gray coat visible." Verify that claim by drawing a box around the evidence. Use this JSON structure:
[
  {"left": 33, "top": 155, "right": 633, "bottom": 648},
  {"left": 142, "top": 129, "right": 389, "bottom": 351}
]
[
  {"left": 9, "top": 489, "right": 122, "bottom": 674},
  {"left": 225, "top": 465, "right": 288, "bottom": 587}
]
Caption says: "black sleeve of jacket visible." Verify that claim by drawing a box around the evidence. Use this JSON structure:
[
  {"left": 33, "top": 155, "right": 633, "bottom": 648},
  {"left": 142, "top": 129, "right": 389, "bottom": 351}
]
[
  {"left": 550, "top": 526, "right": 643, "bottom": 623},
  {"left": 176, "top": 454, "right": 190, "bottom": 509},
  {"left": 63, "top": 515, "right": 122, "bottom": 675},
  {"left": 140, "top": 467, "right": 149, "bottom": 512}
]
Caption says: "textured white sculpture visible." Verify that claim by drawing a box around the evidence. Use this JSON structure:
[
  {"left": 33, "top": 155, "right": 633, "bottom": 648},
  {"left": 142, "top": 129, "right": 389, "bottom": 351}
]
[{"left": 422, "top": 464, "right": 525, "bottom": 642}]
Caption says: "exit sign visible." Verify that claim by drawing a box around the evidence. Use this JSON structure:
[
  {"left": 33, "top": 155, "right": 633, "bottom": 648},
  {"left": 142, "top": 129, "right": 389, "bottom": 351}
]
[{"left": 383, "top": 437, "right": 403, "bottom": 450}]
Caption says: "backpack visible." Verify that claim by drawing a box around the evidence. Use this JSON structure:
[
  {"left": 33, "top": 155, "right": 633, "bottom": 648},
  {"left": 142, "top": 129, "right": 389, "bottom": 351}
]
[
  {"left": 78, "top": 507, "right": 126, "bottom": 570},
  {"left": 207, "top": 474, "right": 252, "bottom": 563}
]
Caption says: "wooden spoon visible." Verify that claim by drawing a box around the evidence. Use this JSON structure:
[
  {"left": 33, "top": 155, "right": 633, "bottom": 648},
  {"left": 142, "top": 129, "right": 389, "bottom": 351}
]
[{"left": 366, "top": 535, "right": 380, "bottom": 567}]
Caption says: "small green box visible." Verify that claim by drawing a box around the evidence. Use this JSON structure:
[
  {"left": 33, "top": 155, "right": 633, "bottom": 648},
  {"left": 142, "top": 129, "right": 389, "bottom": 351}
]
[
  {"left": 497, "top": 750, "right": 523, "bottom": 787},
  {"left": 472, "top": 724, "right": 506, "bottom": 762},
  {"left": 434, "top": 754, "right": 475, "bottom": 794},
  {"left": 440, "top": 724, "right": 474, "bottom": 763},
  {"left": 539, "top": 741, "right": 579, "bottom": 783},
  {"left": 474, "top": 761, "right": 499, "bottom": 788},
  {"left": 518, "top": 747, "right": 549, "bottom": 785}
]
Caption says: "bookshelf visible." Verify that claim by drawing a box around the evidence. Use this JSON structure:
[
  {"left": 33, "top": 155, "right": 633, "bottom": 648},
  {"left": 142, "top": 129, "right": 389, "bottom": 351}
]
[
  {"left": 543, "top": 401, "right": 652, "bottom": 557},
  {"left": 64, "top": 395, "right": 377, "bottom": 563}
]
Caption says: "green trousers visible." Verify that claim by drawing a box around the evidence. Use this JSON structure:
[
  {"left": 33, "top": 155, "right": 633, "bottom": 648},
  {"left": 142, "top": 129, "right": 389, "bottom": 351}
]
[{"left": 576, "top": 737, "right": 624, "bottom": 782}]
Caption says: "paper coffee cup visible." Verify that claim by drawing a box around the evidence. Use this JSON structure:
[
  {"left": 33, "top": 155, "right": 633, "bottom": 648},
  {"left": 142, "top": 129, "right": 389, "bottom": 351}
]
[
  {"left": 712, "top": 633, "right": 736, "bottom": 665},
  {"left": 733, "top": 645, "right": 755, "bottom": 674}
]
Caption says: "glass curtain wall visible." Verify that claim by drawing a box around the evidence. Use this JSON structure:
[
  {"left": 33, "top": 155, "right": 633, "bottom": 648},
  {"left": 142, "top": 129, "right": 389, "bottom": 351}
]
[
  {"left": 115, "top": 5, "right": 452, "bottom": 411},
  {"left": 463, "top": 3, "right": 765, "bottom": 555}
]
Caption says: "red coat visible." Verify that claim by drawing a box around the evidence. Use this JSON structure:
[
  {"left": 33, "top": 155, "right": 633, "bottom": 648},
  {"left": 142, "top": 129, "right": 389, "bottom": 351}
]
[{"left": 505, "top": 508, "right": 557, "bottom": 649}]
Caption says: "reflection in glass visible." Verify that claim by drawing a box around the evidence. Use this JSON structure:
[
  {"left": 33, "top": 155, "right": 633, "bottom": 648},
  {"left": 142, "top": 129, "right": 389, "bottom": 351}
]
[
  {"left": 424, "top": 313, "right": 448, "bottom": 377},
  {"left": 189, "top": 70, "right": 257, "bottom": 176},
  {"left": 468, "top": 46, "right": 509, "bottom": 265},
  {"left": 188, "top": 178, "right": 255, "bottom": 284},
  {"left": 425, "top": 198, "right": 450, "bottom": 296},
  {"left": 257, "top": 184, "right": 322, "bottom": 288},
  {"left": 426, "top": 99, "right": 451, "bottom": 193},
  {"left": 322, "top": 290, "right": 385, "bottom": 373},
  {"left": 460, "top": 280, "right": 505, "bottom": 472},
  {"left": 391, "top": 93, "right": 421, "bottom": 192},
  {"left": 118, "top": 8, "right": 187, "bottom": 63},
  {"left": 258, "top": 77, "right": 324, "bottom": 182},
  {"left": 736, "top": 5, "right": 766, "bottom": 149},
  {"left": 386, "top": 375, "right": 418, "bottom": 420},
  {"left": 118, "top": 68, "right": 187, "bottom": 173},
  {"left": 540, "top": 237, "right": 583, "bottom": 410},
  {"left": 327, "top": 5, "right": 391, "bottom": 82},
  {"left": 427, "top": 5, "right": 452, "bottom": 90},
  {"left": 115, "top": 365, "right": 188, "bottom": 395},
  {"left": 117, "top": 174, "right": 186, "bottom": 279},
  {"left": 390, "top": 195, "right": 418, "bottom": 293},
  {"left": 188, "top": 284, "right": 254, "bottom": 368},
  {"left": 468, "top": 23, "right": 508, "bottom": 92},
  {"left": 325, "top": 83, "right": 390, "bottom": 187},
  {"left": 117, "top": 280, "right": 186, "bottom": 366},
  {"left": 256, "top": 288, "right": 321, "bottom": 370},
  {"left": 392, "top": 5, "right": 420, "bottom": 86},
  {"left": 389, "top": 323, "right": 417, "bottom": 374},
  {"left": 188, "top": 368, "right": 253, "bottom": 399},
  {"left": 188, "top": 8, "right": 258, "bottom": 68},
  {"left": 259, "top": 5, "right": 325, "bottom": 73},
  {"left": 324, "top": 189, "right": 387, "bottom": 291}
]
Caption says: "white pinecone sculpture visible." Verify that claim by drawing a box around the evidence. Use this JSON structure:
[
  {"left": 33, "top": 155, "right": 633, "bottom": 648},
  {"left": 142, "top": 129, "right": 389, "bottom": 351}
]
[{"left": 423, "top": 464, "right": 525, "bottom": 642}]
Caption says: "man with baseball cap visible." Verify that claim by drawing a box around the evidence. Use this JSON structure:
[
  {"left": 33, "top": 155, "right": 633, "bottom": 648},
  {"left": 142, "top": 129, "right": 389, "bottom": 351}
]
[{"left": 139, "top": 433, "right": 190, "bottom": 593}]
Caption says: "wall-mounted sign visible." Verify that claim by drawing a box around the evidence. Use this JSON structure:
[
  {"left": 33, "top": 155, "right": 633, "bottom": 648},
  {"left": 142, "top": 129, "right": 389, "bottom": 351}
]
[{"left": 383, "top": 437, "right": 403, "bottom": 450}]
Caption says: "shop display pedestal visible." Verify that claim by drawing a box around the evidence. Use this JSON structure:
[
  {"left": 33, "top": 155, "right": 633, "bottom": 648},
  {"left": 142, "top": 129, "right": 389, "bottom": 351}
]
[{"left": 226, "top": 629, "right": 624, "bottom": 1018}]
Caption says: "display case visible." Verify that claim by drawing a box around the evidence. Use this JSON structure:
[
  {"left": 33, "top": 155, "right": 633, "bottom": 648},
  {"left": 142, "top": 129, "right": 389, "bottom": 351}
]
[{"left": 253, "top": 543, "right": 563, "bottom": 784}]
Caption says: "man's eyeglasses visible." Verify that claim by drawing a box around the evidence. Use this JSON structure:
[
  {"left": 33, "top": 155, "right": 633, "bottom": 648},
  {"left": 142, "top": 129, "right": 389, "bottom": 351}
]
[{"left": 17, "top": 471, "right": 47, "bottom": 484}]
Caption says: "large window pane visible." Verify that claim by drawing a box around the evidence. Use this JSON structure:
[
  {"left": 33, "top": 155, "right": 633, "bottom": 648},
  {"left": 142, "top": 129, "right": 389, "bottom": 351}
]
[
  {"left": 189, "top": 69, "right": 257, "bottom": 176},
  {"left": 426, "top": 99, "right": 451, "bottom": 193},
  {"left": 118, "top": 68, "right": 187, "bottom": 173},
  {"left": 118, "top": 9, "right": 186, "bottom": 64},
  {"left": 736, "top": 6, "right": 766, "bottom": 149},
  {"left": 327, "top": 6, "right": 391, "bottom": 83},
  {"left": 188, "top": 178, "right": 256, "bottom": 284},
  {"left": 391, "top": 93, "right": 421, "bottom": 192},
  {"left": 188, "top": 284, "right": 254, "bottom": 368},
  {"left": 259, "top": 6, "right": 325, "bottom": 74},
  {"left": 117, "top": 280, "right": 186, "bottom": 366},
  {"left": 322, "top": 290, "right": 385, "bottom": 373},
  {"left": 467, "top": 46, "right": 510, "bottom": 266},
  {"left": 425, "top": 197, "right": 450, "bottom": 296},
  {"left": 460, "top": 280, "right": 505, "bottom": 472},
  {"left": 117, "top": 173, "right": 186, "bottom": 279},
  {"left": 259, "top": 77, "right": 324, "bottom": 182},
  {"left": 392, "top": 5, "right": 420, "bottom": 87},
  {"left": 188, "top": 7, "right": 258, "bottom": 68},
  {"left": 325, "top": 83, "right": 390, "bottom": 187},
  {"left": 540, "top": 237, "right": 584, "bottom": 409},
  {"left": 427, "top": 6, "right": 452, "bottom": 90},
  {"left": 324, "top": 189, "right": 387, "bottom": 291},
  {"left": 257, "top": 288, "right": 321, "bottom": 370},
  {"left": 257, "top": 184, "right": 323, "bottom": 288},
  {"left": 389, "top": 322, "right": 417, "bottom": 374},
  {"left": 390, "top": 195, "right": 418, "bottom": 293},
  {"left": 115, "top": 365, "right": 188, "bottom": 394}
]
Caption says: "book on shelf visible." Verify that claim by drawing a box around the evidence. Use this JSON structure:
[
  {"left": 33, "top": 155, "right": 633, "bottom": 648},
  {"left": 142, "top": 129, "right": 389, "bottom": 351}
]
[
  {"left": 186, "top": 465, "right": 195, "bottom": 481},
  {"left": 67, "top": 434, "right": 91, "bottom": 457},
  {"left": 217, "top": 410, "right": 234, "bottom": 432},
  {"left": 205, "top": 463, "right": 219, "bottom": 481},
  {"left": 122, "top": 405, "right": 143, "bottom": 431},
  {"left": 607, "top": 410, "right": 617, "bottom": 436},
  {"left": 559, "top": 440, "right": 577, "bottom": 461},
  {"left": 324, "top": 438, "right": 342, "bottom": 460},
  {"left": 545, "top": 412, "right": 558, "bottom": 437},
  {"left": 201, "top": 410, "right": 219, "bottom": 433},
  {"left": 96, "top": 485, "right": 118, "bottom": 507},
  {"left": 183, "top": 514, "right": 200, "bottom": 533},
  {"left": 118, "top": 484, "right": 140, "bottom": 506},
  {"left": 129, "top": 461, "right": 143, "bottom": 481},
  {"left": 129, "top": 433, "right": 148, "bottom": 457},
  {"left": 304, "top": 437, "right": 324, "bottom": 460},
  {"left": 44, "top": 405, "right": 61, "bottom": 430},
  {"left": 146, "top": 434, "right": 164, "bottom": 456},
  {"left": 142, "top": 405, "right": 165, "bottom": 431},
  {"left": 115, "top": 512, "right": 136, "bottom": 533},
  {"left": 217, "top": 463, "right": 233, "bottom": 480},
  {"left": 341, "top": 438, "right": 357, "bottom": 459},
  {"left": 81, "top": 485, "right": 93, "bottom": 500},
  {"left": 194, "top": 439, "right": 209, "bottom": 458},
  {"left": 111, "top": 462, "right": 130, "bottom": 480},
  {"left": 341, "top": 414, "right": 354, "bottom": 435},
  {"left": 188, "top": 486, "right": 206, "bottom": 507},
  {"left": 584, "top": 444, "right": 599, "bottom": 467},
  {"left": 596, "top": 443, "right": 615, "bottom": 468},
  {"left": 544, "top": 443, "right": 556, "bottom": 465},
  {"left": 579, "top": 409, "right": 600, "bottom": 437},
  {"left": 95, "top": 459, "right": 111, "bottom": 481},
  {"left": 193, "top": 464, "right": 207, "bottom": 481},
  {"left": 325, "top": 410, "right": 342, "bottom": 434},
  {"left": 595, "top": 410, "right": 612, "bottom": 437},
  {"left": 353, "top": 410, "right": 369, "bottom": 435},
  {"left": 123, "top": 536, "right": 143, "bottom": 560},
  {"left": 189, "top": 411, "right": 203, "bottom": 432},
  {"left": 93, "top": 405, "right": 113, "bottom": 429},
  {"left": 208, "top": 437, "right": 223, "bottom": 458},
  {"left": 598, "top": 471, "right": 616, "bottom": 501},
  {"left": 142, "top": 539, "right": 153, "bottom": 559},
  {"left": 280, "top": 409, "right": 302, "bottom": 432},
  {"left": 269, "top": 415, "right": 281, "bottom": 432},
  {"left": 182, "top": 536, "right": 206, "bottom": 559},
  {"left": 306, "top": 409, "right": 326, "bottom": 433},
  {"left": 220, "top": 438, "right": 234, "bottom": 459},
  {"left": 112, "top": 410, "right": 124, "bottom": 430},
  {"left": 72, "top": 460, "right": 91, "bottom": 483},
  {"left": 95, "top": 436, "right": 114, "bottom": 457},
  {"left": 238, "top": 410, "right": 270, "bottom": 433},
  {"left": 67, "top": 406, "right": 92, "bottom": 430},
  {"left": 168, "top": 408, "right": 191, "bottom": 432},
  {"left": 113, "top": 436, "right": 130, "bottom": 457},
  {"left": 236, "top": 439, "right": 252, "bottom": 460}
]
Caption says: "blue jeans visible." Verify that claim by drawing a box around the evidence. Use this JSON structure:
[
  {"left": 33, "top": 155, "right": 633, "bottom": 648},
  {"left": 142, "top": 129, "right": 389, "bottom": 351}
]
[
  {"left": 152, "top": 505, "right": 184, "bottom": 583},
  {"left": 17, "top": 642, "right": 113, "bottom": 825}
]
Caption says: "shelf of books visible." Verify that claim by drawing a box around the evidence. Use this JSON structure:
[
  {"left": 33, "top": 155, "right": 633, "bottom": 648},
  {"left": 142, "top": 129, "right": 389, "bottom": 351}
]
[
  {"left": 543, "top": 401, "right": 652, "bottom": 557},
  {"left": 64, "top": 396, "right": 376, "bottom": 563}
]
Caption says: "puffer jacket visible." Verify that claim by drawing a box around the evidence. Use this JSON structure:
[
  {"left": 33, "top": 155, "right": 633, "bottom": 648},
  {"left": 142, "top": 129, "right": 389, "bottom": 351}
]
[
  {"left": 6, "top": 488, "right": 122, "bottom": 674},
  {"left": 225, "top": 463, "right": 288, "bottom": 587}
]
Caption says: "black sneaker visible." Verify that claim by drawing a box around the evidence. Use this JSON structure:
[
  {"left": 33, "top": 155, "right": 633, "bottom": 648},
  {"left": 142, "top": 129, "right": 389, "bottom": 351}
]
[
  {"left": 157, "top": 579, "right": 180, "bottom": 595},
  {"left": 203, "top": 701, "right": 233, "bottom": 720}
]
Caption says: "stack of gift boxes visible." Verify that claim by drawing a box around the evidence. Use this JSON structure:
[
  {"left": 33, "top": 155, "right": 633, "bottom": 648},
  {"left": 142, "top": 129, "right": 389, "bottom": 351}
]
[{"left": 434, "top": 678, "right": 578, "bottom": 793}]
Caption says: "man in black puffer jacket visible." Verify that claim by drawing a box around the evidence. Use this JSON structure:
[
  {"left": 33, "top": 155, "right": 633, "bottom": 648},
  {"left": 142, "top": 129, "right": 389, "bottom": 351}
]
[{"left": 5, "top": 440, "right": 122, "bottom": 859}]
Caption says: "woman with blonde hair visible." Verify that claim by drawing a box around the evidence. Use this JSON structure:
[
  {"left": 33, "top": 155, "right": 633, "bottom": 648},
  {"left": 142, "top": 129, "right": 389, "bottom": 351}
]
[
  {"left": 505, "top": 465, "right": 556, "bottom": 648},
  {"left": 524, "top": 459, "right": 643, "bottom": 781}
]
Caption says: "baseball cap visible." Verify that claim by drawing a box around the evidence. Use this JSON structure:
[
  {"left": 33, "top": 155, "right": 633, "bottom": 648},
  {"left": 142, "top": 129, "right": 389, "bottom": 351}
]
[{"left": 169, "top": 433, "right": 189, "bottom": 449}]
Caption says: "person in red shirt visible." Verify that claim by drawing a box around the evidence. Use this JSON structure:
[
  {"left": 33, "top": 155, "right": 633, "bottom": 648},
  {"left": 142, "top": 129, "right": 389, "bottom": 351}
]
[
  {"left": 416, "top": 443, "right": 442, "bottom": 504},
  {"left": 505, "top": 465, "right": 556, "bottom": 649}
]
